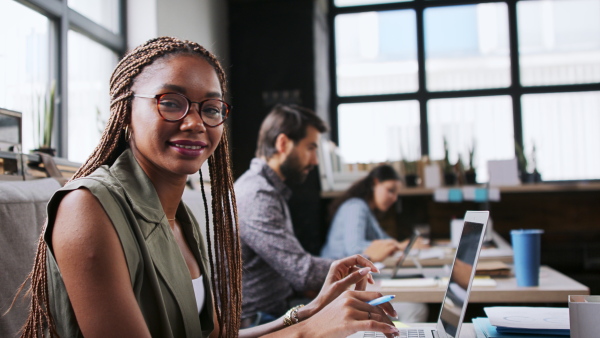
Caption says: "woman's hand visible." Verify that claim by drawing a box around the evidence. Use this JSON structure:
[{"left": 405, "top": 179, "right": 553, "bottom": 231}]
[
  {"left": 298, "top": 255, "right": 398, "bottom": 321},
  {"left": 363, "top": 239, "right": 404, "bottom": 262},
  {"left": 292, "top": 291, "right": 400, "bottom": 338}
]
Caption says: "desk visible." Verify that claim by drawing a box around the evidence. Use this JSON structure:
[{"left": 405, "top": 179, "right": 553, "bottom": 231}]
[
  {"left": 369, "top": 266, "right": 590, "bottom": 303},
  {"left": 383, "top": 232, "right": 513, "bottom": 267}
]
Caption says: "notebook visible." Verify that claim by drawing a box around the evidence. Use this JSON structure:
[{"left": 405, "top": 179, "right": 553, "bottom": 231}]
[
  {"left": 348, "top": 210, "right": 489, "bottom": 338},
  {"left": 391, "top": 231, "right": 424, "bottom": 279}
]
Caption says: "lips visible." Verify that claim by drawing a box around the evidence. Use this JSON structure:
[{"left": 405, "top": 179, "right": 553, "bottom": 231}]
[{"left": 168, "top": 140, "right": 207, "bottom": 156}]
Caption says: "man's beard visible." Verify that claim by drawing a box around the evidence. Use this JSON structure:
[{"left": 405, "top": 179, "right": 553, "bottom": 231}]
[{"left": 280, "top": 150, "right": 313, "bottom": 185}]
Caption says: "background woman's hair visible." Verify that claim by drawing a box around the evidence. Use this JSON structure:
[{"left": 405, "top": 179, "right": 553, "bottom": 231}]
[
  {"left": 255, "top": 104, "right": 327, "bottom": 159},
  {"left": 18, "top": 37, "right": 242, "bottom": 338},
  {"left": 328, "top": 164, "right": 401, "bottom": 221}
]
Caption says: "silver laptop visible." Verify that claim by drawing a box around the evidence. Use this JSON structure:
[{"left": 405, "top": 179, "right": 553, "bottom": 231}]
[
  {"left": 348, "top": 210, "right": 489, "bottom": 338},
  {"left": 391, "top": 230, "right": 424, "bottom": 279}
]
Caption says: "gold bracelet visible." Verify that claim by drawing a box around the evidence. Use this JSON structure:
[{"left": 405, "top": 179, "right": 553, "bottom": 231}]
[{"left": 283, "top": 304, "right": 304, "bottom": 326}]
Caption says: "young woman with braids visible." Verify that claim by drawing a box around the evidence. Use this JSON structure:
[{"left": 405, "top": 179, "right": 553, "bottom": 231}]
[{"left": 17, "top": 37, "right": 400, "bottom": 338}]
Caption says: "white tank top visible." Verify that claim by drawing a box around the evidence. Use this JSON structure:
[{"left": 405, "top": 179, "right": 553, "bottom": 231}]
[{"left": 192, "top": 276, "right": 205, "bottom": 314}]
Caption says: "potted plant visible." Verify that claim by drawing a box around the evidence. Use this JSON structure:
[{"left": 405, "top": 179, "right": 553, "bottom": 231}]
[
  {"left": 530, "top": 143, "right": 542, "bottom": 183},
  {"left": 32, "top": 80, "right": 57, "bottom": 156},
  {"left": 465, "top": 142, "right": 477, "bottom": 185},
  {"left": 442, "top": 137, "right": 456, "bottom": 186},
  {"left": 515, "top": 141, "right": 541, "bottom": 184},
  {"left": 402, "top": 159, "right": 419, "bottom": 187}
]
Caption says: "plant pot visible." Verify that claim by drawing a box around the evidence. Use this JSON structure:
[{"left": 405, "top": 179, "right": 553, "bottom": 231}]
[
  {"left": 520, "top": 172, "right": 533, "bottom": 184},
  {"left": 443, "top": 172, "right": 457, "bottom": 186},
  {"left": 532, "top": 170, "right": 542, "bottom": 183},
  {"left": 32, "top": 147, "right": 56, "bottom": 156},
  {"left": 405, "top": 174, "right": 419, "bottom": 187},
  {"left": 465, "top": 171, "right": 477, "bottom": 185}
]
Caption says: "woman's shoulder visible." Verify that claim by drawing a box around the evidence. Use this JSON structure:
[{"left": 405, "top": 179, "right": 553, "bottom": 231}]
[{"left": 339, "top": 197, "right": 369, "bottom": 210}]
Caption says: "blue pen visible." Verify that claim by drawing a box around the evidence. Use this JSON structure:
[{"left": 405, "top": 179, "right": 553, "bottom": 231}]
[{"left": 367, "top": 295, "right": 395, "bottom": 306}]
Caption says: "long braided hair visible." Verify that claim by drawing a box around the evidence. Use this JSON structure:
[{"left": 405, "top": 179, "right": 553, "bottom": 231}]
[{"left": 19, "top": 37, "right": 242, "bottom": 337}]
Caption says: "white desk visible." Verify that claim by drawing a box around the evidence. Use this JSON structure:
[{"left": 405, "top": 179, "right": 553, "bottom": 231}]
[
  {"left": 383, "top": 232, "right": 513, "bottom": 268},
  {"left": 369, "top": 265, "right": 589, "bottom": 303}
]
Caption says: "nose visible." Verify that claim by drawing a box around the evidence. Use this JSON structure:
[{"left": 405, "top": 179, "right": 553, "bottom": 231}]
[
  {"left": 310, "top": 151, "right": 319, "bottom": 166},
  {"left": 180, "top": 105, "right": 207, "bottom": 132}
]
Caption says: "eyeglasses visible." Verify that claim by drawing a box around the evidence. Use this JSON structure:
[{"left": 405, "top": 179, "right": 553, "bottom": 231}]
[{"left": 134, "top": 92, "right": 231, "bottom": 127}]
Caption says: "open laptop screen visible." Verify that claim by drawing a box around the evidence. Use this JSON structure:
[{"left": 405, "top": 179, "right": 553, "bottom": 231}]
[{"left": 439, "top": 221, "right": 485, "bottom": 337}]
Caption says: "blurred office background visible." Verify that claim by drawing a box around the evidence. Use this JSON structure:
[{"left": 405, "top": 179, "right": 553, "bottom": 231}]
[{"left": 1, "top": 0, "right": 599, "bottom": 294}]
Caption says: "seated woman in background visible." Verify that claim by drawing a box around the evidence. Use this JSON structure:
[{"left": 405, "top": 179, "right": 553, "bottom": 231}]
[
  {"left": 321, "top": 164, "right": 426, "bottom": 262},
  {"left": 320, "top": 164, "right": 429, "bottom": 323}
]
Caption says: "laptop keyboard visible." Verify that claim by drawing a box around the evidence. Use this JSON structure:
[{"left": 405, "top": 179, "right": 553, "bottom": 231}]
[
  {"left": 361, "top": 332, "right": 386, "bottom": 337},
  {"left": 360, "top": 329, "right": 426, "bottom": 338},
  {"left": 398, "top": 329, "right": 426, "bottom": 338}
]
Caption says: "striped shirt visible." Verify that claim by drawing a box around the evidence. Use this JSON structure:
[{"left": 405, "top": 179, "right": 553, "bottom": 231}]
[{"left": 235, "top": 158, "right": 333, "bottom": 319}]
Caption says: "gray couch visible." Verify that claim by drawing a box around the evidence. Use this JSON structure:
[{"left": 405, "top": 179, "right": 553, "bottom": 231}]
[{"left": 0, "top": 178, "right": 62, "bottom": 337}]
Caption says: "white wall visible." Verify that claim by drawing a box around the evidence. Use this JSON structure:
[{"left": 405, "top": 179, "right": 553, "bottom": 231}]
[{"left": 127, "top": 0, "right": 229, "bottom": 75}]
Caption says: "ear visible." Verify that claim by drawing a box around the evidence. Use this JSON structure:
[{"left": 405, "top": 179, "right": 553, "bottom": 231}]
[{"left": 274, "top": 133, "right": 294, "bottom": 155}]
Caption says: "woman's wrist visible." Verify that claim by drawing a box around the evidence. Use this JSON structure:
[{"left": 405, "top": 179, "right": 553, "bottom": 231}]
[{"left": 297, "top": 301, "right": 318, "bottom": 321}]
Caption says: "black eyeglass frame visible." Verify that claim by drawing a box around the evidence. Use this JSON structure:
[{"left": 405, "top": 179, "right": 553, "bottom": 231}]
[{"left": 134, "top": 92, "right": 231, "bottom": 127}]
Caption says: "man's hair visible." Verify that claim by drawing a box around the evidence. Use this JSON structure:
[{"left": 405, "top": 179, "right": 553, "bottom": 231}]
[{"left": 255, "top": 104, "right": 328, "bottom": 159}]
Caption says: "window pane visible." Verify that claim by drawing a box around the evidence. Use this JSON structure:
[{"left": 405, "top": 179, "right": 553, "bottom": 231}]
[
  {"left": 335, "top": 10, "right": 418, "bottom": 96},
  {"left": 522, "top": 92, "right": 600, "bottom": 180},
  {"left": 338, "top": 101, "right": 420, "bottom": 164},
  {"left": 428, "top": 96, "right": 514, "bottom": 182},
  {"left": 68, "top": 31, "right": 118, "bottom": 163},
  {"left": 518, "top": 0, "right": 600, "bottom": 86},
  {"left": 68, "top": 0, "right": 120, "bottom": 33},
  {"left": 335, "top": 0, "right": 411, "bottom": 7},
  {"left": 425, "top": 3, "right": 510, "bottom": 91},
  {"left": 0, "top": 2, "right": 49, "bottom": 153}
]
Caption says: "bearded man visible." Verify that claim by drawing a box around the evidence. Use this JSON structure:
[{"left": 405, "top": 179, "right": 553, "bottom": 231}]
[{"left": 235, "top": 104, "right": 334, "bottom": 328}]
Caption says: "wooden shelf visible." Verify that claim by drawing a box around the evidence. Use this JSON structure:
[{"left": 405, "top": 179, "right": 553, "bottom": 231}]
[
  {"left": 321, "top": 182, "right": 600, "bottom": 198},
  {"left": 0, "top": 150, "right": 81, "bottom": 181}
]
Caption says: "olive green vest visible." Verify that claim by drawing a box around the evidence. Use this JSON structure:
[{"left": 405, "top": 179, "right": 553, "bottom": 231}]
[{"left": 44, "top": 149, "right": 214, "bottom": 337}]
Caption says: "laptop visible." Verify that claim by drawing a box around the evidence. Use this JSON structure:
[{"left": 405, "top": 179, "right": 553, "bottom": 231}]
[
  {"left": 348, "top": 210, "right": 489, "bottom": 338},
  {"left": 391, "top": 230, "right": 424, "bottom": 279}
]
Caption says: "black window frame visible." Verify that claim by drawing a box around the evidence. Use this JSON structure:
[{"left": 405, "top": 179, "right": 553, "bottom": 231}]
[
  {"left": 14, "top": 0, "right": 126, "bottom": 159},
  {"left": 328, "top": 0, "right": 600, "bottom": 167}
]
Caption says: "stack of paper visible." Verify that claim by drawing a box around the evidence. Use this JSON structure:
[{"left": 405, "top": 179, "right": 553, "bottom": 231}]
[
  {"left": 475, "top": 306, "right": 570, "bottom": 337},
  {"left": 475, "top": 261, "right": 511, "bottom": 277},
  {"left": 473, "top": 317, "right": 560, "bottom": 338}
]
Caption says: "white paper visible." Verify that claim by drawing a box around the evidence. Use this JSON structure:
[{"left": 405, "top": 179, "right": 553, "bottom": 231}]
[
  {"left": 380, "top": 278, "right": 438, "bottom": 288},
  {"left": 462, "top": 187, "right": 476, "bottom": 201},
  {"left": 450, "top": 219, "right": 464, "bottom": 247},
  {"left": 484, "top": 307, "right": 570, "bottom": 330},
  {"left": 418, "top": 248, "right": 446, "bottom": 260},
  {"left": 424, "top": 164, "right": 441, "bottom": 188},
  {"left": 434, "top": 188, "right": 449, "bottom": 202},
  {"left": 488, "top": 159, "right": 520, "bottom": 187},
  {"left": 488, "top": 188, "right": 501, "bottom": 201}
]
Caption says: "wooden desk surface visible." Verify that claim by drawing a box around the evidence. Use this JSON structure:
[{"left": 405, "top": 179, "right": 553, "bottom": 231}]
[
  {"left": 369, "top": 265, "right": 590, "bottom": 303},
  {"left": 383, "top": 232, "right": 513, "bottom": 267}
]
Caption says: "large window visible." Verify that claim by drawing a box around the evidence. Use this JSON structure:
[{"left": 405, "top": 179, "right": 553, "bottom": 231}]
[
  {"left": 0, "top": 0, "right": 124, "bottom": 163},
  {"left": 331, "top": 0, "right": 600, "bottom": 182}
]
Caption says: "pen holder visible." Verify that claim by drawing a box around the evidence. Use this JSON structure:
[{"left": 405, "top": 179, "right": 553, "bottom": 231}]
[{"left": 569, "top": 295, "right": 600, "bottom": 338}]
